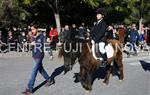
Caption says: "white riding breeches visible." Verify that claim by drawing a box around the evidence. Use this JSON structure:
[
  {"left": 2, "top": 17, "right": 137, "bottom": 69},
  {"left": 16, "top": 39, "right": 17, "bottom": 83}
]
[
  {"left": 99, "top": 42, "right": 106, "bottom": 54},
  {"left": 91, "top": 41, "right": 114, "bottom": 60},
  {"left": 105, "top": 43, "right": 114, "bottom": 58}
]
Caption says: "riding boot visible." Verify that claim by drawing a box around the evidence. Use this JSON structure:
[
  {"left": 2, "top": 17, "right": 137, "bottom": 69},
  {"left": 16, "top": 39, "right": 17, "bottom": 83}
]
[{"left": 100, "top": 53, "right": 108, "bottom": 67}]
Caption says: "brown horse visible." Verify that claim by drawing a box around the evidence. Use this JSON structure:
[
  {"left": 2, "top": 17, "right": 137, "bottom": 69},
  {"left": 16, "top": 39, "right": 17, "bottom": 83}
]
[
  {"left": 58, "top": 40, "right": 81, "bottom": 74},
  {"left": 59, "top": 39, "right": 124, "bottom": 91}
]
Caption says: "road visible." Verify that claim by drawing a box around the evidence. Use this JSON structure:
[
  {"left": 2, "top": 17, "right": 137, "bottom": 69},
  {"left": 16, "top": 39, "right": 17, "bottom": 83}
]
[{"left": 0, "top": 51, "right": 150, "bottom": 95}]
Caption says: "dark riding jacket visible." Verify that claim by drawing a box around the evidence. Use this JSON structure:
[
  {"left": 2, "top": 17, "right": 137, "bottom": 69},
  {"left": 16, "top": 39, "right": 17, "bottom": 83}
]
[{"left": 91, "top": 19, "right": 107, "bottom": 43}]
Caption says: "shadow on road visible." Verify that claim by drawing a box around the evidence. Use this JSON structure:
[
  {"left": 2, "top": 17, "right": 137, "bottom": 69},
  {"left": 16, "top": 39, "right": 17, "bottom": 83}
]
[
  {"left": 32, "top": 80, "right": 47, "bottom": 93},
  {"left": 140, "top": 60, "right": 150, "bottom": 71},
  {"left": 50, "top": 65, "right": 64, "bottom": 80},
  {"left": 32, "top": 65, "right": 65, "bottom": 93},
  {"left": 73, "top": 67, "right": 106, "bottom": 84}
]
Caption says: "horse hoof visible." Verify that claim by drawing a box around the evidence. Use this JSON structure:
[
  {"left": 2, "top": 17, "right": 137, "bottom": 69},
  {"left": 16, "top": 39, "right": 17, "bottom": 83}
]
[
  {"left": 102, "top": 82, "right": 108, "bottom": 87},
  {"left": 84, "top": 90, "right": 91, "bottom": 95},
  {"left": 119, "top": 80, "right": 124, "bottom": 83},
  {"left": 64, "top": 69, "right": 69, "bottom": 75}
]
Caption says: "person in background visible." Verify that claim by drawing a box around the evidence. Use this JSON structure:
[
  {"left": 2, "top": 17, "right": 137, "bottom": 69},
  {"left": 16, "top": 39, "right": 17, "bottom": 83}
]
[
  {"left": 8, "top": 30, "right": 15, "bottom": 51},
  {"left": 106, "top": 25, "right": 118, "bottom": 40},
  {"left": 59, "top": 27, "right": 65, "bottom": 43},
  {"left": 139, "top": 23, "right": 145, "bottom": 50},
  {"left": 78, "top": 23, "right": 87, "bottom": 40},
  {"left": 18, "top": 31, "right": 28, "bottom": 52},
  {"left": 64, "top": 25, "right": 71, "bottom": 42},
  {"left": 128, "top": 23, "right": 139, "bottom": 56},
  {"left": 70, "top": 24, "right": 78, "bottom": 41},
  {"left": 49, "top": 26, "right": 58, "bottom": 50},
  {"left": 44, "top": 31, "right": 53, "bottom": 60}
]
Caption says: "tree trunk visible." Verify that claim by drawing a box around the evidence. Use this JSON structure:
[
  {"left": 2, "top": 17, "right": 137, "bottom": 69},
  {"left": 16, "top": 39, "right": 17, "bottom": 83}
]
[
  {"left": 54, "top": 13, "right": 61, "bottom": 34},
  {"left": 139, "top": 18, "right": 143, "bottom": 31}
]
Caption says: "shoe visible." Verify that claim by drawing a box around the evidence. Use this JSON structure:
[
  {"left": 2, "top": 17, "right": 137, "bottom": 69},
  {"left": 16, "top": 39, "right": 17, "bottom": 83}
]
[
  {"left": 45, "top": 79, "right": 55, "bottom": 87},
  {"left": 22, "top": 89, "right": 32, "bottom": 95},
  {"left": 101, "top": 53, "right": 107, "bottom": 62}
]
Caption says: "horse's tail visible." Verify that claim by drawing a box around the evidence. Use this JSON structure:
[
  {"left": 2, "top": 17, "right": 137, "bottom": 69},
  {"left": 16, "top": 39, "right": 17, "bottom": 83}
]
[
  {"left": 108, "top": 39, "right": 122, "bottom": 52},
  {"left": 107, "top": 39, "right": 123, "bottom": 60}
]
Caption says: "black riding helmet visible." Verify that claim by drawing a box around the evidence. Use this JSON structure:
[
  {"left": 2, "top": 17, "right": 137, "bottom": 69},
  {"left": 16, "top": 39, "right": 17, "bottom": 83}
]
[{"left": 96, "top": 8, "right": 107, "bottom": 16}]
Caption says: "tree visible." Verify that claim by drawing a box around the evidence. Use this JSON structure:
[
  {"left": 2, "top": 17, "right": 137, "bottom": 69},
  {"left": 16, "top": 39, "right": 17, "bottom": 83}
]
[
  {"left": 82, "top": 0, "right": 150, "bottom": 24},
  {"left": 22, "top": 0, "right": 61, "bottom": 33},
  {"left": 81, "top": 0, "right": 100, "bottom": 8},
  {"left": 22, "top": 0, "right": 96, "bottom": 32},
  {"left": 0, "top": 0, "right": 29, "bottom": 28},
  {"left": 21, "top": 0, "right": 149, "bottom": 28}
]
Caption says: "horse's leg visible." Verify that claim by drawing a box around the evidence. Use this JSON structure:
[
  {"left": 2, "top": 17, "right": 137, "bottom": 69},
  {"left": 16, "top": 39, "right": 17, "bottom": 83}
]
[
  {"left": 70, "top": 56, "right": 77, "bottom": 70},
  {"left": 87, "top": 72, "right": 92, "bottom": 91},
  {"left": 80, "top": 66, "right": 88, "bottom": 90},
  {"left": 82, "top": 69, "right": 92, "bottom": 91},
  {"left": 114, "top": 49, "right": 124, "bottom": 81},
  {"left": 116, "top": 59, "right": 124, "bottom": 81},
  {"left": 63, "top": 57, "right": 71, "bottom": 74},
  {"left": 103, "top": 64, "right": 111, "bottom": 85},
  {"left": 85, "top": 64, "right": 94, "bottom": 91},
  {"left": 79, "top": 61, "right": 92, "bottom": 91},
  {"left": 79, "top": 65, "right": 84, "bottom": 81}
]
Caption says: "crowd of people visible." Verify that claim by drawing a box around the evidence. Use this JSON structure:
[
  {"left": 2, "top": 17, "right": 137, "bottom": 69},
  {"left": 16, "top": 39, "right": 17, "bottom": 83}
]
[{"left": 0, "top": 22, "right": 150, "bottom": 55}]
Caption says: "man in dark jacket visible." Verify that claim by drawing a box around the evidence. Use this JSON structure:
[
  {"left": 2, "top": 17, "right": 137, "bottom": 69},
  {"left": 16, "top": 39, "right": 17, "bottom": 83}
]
[
  {"left": 22, "top": 23, "right": 54, "bottom": 95},
  {"left": 70, "top": 24, "right": 78, "bottom": 41},
  {"left": 18, "top": 31, "right": 28, "bottom": 52},
  {"left": 91, "top": 8, "right": 108, "bottom": 63},
  {"left": 63, "top": 25, "right": 71, "bottom": 42},
  {"left": 129, "top": 23, "right": 139, "bottom": 55}
]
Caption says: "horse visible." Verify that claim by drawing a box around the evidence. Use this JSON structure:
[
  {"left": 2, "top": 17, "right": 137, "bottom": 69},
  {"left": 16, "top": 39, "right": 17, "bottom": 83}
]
[
  {"left": 58, "top": 29, "right": 90, "bottom": 74},
  {"left": 59, "top": 39, "right": 124, "bottom": 91},
  {"left": 58, "top": 40, "right": 80, "bottom": 74}
]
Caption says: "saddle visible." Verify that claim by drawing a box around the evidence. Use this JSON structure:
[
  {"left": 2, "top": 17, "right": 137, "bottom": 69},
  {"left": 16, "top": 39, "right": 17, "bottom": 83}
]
[{"left": 91, "top": 41, "right": 114, "bottom": 61}]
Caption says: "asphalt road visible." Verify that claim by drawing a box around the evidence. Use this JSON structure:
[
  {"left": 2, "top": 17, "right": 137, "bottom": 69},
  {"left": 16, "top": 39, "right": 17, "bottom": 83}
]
[{"left": 0, "top": 51, "right": 150, "bottom": 95}]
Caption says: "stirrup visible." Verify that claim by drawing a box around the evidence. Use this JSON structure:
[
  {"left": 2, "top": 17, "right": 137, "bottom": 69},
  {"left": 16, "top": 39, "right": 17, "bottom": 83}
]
[
  {"left": 97, "top": 58, "right": 103, "bottom": 61},
  {"left": 100, "top": 60, "right": 107, "bottom": 67}
]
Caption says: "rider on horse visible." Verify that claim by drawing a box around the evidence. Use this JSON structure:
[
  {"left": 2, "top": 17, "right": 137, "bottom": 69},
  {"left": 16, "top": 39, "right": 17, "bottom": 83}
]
[{"left": 91, "top": 8, "right": 108, "bottom": 64}]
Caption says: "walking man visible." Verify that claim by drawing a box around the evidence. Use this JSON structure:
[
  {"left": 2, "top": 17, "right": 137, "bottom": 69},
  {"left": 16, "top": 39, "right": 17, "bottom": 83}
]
[{"left": 22, "top": 23, "right": 53, "bottom": 95}]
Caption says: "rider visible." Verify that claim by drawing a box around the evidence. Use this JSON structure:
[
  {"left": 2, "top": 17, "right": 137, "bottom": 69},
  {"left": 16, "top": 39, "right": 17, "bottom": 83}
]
[{"left": 91, "top": 8, "right": 108, "bottom": 63}]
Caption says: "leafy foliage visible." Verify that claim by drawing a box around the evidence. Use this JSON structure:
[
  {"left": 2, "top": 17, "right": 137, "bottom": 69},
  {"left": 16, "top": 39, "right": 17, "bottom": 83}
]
[
  {"left": 0, "top": 0, "right": 149, "bottom": 27},
  {"left": 83, "top": 0, "right": 150, "bottom": 24},
  {"left": 0, "top": 0, "right": 30, "bottom": 27}
]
